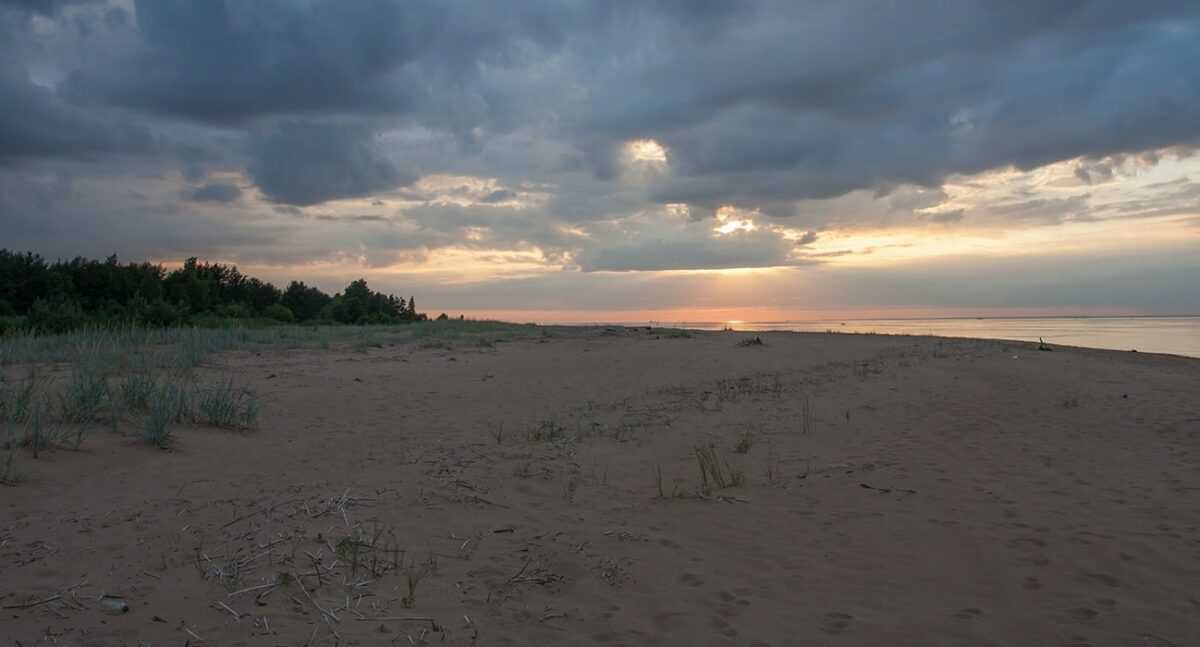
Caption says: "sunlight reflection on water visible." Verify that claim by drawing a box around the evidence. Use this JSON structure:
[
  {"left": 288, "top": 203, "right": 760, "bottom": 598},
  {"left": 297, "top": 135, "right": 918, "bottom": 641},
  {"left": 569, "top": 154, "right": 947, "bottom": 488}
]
[{"left": 599, "top": 317, "right": 1200, "bottom": 358}]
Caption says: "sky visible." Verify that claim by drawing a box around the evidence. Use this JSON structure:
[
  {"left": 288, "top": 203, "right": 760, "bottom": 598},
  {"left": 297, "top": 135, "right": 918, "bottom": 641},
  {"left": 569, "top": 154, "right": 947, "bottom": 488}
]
[{"left": 2, "top": 0, "right": 1199, "bottom": 322}]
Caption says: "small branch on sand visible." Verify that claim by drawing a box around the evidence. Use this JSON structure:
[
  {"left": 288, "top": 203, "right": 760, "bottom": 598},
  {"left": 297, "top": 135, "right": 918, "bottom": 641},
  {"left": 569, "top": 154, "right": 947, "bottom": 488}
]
[
  {"left": 507, "top": 558, "right": 531, "bottom": 583},
  {"left": 227, "top": 582, "right": 277, "bottom": 598},
  {"left": 356, "top": 616, "right": 435, "bottom": 622},
  {"left": 292, "top": 571, "right": 339, "bottom": 622},
  {"left": 4, "top": 580, "right": 88, "bottom": 610},
  {"left": 213, "top": 600, "right": 242, "bottom": 621},
  {"left": 3, "top": 594, "right": 61, "bottom": 609},
  {"left": 859, "top": 482, "right": 917, "bottom": 495}
]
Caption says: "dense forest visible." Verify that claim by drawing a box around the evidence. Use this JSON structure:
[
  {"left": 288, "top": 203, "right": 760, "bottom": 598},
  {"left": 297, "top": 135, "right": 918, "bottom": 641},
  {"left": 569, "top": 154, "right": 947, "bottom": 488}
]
[{"left": 0, "top": 250, "right": 427, "bottom": 334}]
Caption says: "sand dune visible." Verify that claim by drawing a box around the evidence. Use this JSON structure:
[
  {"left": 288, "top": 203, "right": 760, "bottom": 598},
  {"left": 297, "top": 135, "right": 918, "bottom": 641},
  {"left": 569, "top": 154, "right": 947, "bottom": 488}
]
[{"left": 3, "top": 328, "right": 1199, "bottom": 646}]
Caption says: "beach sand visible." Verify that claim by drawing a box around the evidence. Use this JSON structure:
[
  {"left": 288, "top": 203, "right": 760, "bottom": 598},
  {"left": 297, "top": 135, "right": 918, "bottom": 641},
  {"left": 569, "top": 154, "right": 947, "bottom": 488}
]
[{"left": 3, "top": 328, "right": 1199, "bottom": 646}]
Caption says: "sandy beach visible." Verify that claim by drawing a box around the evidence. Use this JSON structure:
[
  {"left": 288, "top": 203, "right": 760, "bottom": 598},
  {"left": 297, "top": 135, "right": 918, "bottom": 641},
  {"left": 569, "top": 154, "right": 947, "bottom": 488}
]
[{"left": 3, "top": 326, "right": 1199, "bottom": 646}]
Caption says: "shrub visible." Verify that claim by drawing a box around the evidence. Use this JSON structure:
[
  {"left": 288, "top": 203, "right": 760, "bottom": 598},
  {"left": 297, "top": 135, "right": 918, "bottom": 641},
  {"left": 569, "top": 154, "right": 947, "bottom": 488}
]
[
  {"left": 28, "top": 300, "right": 87, "bottom": 335},
  {"left": 0, "top": 316, "right": 25, "bottom": 336},
  {"left": 263, "top": 303, "right": 295, "bottom": 323},
  {"left": 216, "top": 303, "right": 254, "bottom": 319},
  {"left": 140, "top": 299, "right": 183, "bottom": 327}
]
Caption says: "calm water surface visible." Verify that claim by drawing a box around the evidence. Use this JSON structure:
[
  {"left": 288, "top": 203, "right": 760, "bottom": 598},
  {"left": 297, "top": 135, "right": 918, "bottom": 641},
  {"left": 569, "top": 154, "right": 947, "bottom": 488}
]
[{"left": 595, "top": 317, "right": 1200, "bottom": 359}]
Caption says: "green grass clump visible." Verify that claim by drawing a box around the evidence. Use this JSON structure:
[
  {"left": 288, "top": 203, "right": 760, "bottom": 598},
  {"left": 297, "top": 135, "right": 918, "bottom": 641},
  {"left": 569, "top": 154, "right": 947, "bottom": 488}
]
[
  {"left": 59, "top": 364, "right": 108, "bottom": 424},
  {"left": 1, "top": 372, "right": 46, "bottom": 424},
  {"left": 21, "top": 402, "right": 62, "bottom": 456},
  {"left": 143, "top": 383, "right": 186, "bottom": 448},
  {"left": 120, "top": 372, "right": 158, "bottom": 410},
  {"left": 197, "top": 379, "right": 258, "bottom": 430},
  {"left": 694, "top": 444, "right": 745, "bottom": 493},
  {"left": 2, "top": 411, "right": 20, "bottom": 484}
]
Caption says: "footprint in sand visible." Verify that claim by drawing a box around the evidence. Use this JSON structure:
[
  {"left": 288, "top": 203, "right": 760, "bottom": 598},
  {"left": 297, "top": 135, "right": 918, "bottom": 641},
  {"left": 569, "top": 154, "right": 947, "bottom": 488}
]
[{"left": 821, "top": 612, "right": 854, "bottom": 634}]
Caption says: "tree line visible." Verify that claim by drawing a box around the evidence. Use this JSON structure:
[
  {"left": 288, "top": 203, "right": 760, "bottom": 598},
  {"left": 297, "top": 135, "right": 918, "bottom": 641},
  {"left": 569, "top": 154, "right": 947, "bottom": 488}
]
[{"left": 0, "top": 250, "right": 428, "bottom": 334}]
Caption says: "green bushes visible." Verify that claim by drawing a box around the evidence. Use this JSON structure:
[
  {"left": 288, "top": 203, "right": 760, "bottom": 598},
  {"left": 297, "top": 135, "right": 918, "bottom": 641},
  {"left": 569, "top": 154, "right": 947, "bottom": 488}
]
[
  {"left": 0, "top": 316, "right": 23, "bottom": 336},
  {"left": 263, "top": 303, "right": 295, "bottom": 323},
  {"left": 28, "top": 300, "right": 87, "bottom": 335}
]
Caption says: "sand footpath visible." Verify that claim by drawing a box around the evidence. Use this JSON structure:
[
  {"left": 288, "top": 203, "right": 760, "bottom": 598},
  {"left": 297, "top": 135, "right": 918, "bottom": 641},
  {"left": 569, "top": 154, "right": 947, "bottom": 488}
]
[{"left": 3, "top": 327, "right": 1199, "bottom": 646}]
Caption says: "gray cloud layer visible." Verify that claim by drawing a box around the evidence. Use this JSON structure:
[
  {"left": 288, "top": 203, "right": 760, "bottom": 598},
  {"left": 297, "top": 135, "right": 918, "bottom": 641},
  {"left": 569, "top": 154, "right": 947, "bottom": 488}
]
[{"left": 1, "top": 1, "right": 1199, "bottom": 310}]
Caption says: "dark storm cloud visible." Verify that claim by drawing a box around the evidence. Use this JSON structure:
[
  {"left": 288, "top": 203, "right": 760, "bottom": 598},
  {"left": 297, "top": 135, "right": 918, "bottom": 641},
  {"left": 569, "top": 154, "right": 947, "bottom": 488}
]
[
  {"left": 577, "top": 2, "right": 1200, "bottom": 211},
  {"left": 0, "top": 63, "right": 154, "bottom": 162},
  {"left": 58, "top": 0, "right": 606, "bottom": 127},
  {"left": 0, "top": 7, "right": 153, "bottom": 163},
  {"left": 62, "top": 0, "right": 430, "bottom": 124},
  {"left": 19, "top": 1, "right": 1200, "bottom": 201},
  {"left": 0, "top": 0, "right": 100, "bottom": 16},
  {"left": 247, "top": 120, "right": 417, "bottom": 206}
]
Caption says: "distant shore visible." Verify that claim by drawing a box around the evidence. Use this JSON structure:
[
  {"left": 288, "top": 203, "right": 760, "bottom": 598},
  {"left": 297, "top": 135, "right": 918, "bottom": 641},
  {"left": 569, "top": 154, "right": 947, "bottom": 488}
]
[{"left": 534, "top": 316, "right": 1200, "bottom": 359}]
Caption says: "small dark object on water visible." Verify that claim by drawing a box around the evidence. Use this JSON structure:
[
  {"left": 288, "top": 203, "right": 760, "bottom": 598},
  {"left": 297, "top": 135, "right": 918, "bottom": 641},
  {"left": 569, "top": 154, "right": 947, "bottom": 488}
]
[
  {"left": 353, "top": 377, "right": 363, "bottom": 382},
  {"left": 1037, "top": 337, "right": 1053, "bottom": 352},
  {"left": 266, "top": 373, "right": 277, "bottom": 379}
]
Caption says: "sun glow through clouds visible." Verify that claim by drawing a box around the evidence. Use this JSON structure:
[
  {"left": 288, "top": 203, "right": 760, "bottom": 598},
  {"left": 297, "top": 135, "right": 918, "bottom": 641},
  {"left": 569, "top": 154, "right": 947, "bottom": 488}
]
[
  {"left": 625, "top": 139, "right": 668, "bottom": 163},
  {"left": 713, "top": 206, "right": 758, "bottom": 235}
]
